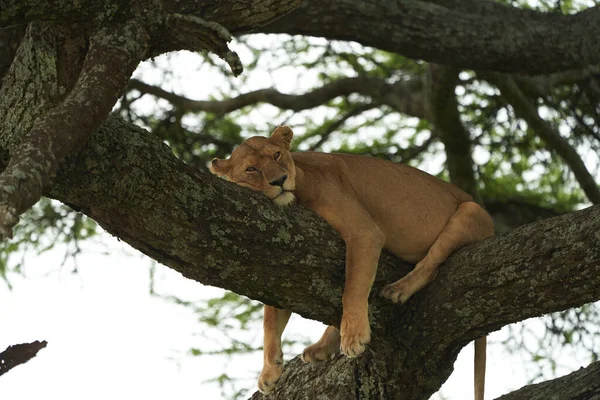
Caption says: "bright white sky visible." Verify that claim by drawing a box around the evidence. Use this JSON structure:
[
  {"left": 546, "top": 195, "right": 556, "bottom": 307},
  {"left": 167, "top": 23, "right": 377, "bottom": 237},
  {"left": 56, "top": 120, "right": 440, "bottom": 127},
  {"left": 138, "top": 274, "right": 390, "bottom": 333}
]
[{"left": 0, "top": 30, "right": 596, "bottom": 400}]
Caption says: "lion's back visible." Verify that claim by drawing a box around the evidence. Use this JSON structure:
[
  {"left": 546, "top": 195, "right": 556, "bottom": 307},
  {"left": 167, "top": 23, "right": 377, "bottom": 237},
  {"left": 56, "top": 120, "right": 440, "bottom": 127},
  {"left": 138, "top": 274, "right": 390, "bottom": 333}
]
[{"left": 292, "top": 151, "right": 473, "bottom": 261}]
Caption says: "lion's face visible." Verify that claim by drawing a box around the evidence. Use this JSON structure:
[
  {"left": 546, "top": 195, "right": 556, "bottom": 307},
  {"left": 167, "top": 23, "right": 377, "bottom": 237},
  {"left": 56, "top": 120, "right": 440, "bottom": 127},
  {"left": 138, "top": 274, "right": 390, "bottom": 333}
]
[{"left": 210, "top": 126, "right": 297, "bottom": 206}]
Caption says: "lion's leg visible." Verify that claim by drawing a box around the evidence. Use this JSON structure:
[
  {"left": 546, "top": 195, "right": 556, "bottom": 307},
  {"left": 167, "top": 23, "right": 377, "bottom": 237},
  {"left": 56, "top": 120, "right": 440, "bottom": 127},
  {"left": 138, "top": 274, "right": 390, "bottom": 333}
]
[
  {"left": 301, "top": 325, "right": 340, "bottom": 362},
  {"left": 339, "top": 231, "right": 384, "bottom": 358},
  {"left": 381, "top": 201, "right": 493, "bottom": 304},
  {"left": 258, "top": 305, "right": 292, "bottom": 394}
]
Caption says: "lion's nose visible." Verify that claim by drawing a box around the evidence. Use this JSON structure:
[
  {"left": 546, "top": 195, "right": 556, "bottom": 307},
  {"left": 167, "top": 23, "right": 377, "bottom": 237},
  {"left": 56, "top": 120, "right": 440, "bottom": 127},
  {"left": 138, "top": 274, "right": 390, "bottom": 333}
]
[{"left": 269, "top": 175, "right": 288, "bottom": 187}]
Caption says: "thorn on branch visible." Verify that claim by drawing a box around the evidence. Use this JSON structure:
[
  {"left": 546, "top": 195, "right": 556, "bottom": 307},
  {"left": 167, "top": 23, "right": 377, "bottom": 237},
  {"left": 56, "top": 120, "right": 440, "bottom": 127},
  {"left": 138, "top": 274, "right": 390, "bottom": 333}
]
[
  {"left": 166, "top": 13, "right": 243, "bottom": 77},
  {"left": 0, "top": 340, "right": 47, "bottom": 377}
]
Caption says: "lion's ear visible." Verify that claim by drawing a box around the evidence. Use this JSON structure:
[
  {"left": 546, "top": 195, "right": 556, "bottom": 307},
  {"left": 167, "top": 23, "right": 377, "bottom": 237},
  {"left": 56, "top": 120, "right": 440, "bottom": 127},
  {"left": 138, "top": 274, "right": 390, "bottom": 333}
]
[
  {"left": 269, "top": 126, "right": 294, "bottom": 150},
  {"left": 209, "top": 158, "right": 231, "bottom": 178}
]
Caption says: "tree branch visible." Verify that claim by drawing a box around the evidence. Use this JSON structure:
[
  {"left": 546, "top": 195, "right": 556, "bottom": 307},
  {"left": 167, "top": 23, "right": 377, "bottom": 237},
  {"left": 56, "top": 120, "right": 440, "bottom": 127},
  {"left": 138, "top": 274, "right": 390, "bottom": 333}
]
[
  {"left": 165, "top": 13, "right": 242, "bottom": 76},
  {"left": 0, "top": 0, "right": 112, "bottom": 26},
  {"left": 496, "top": 361, "right": 600, "bottom": 400},
  {"left": 484, "top": 73, "right": 600, "bottom": 205},
  {"left": 24, "top": 114, "right": 599, "bottom": 399},
  {"left": 4, "top": 0, "right": 599, "bottom": 74},
  {"left": 0, "top": 340, "right": 47, "bottom": 376},
  {"left": 1, "top": 0, "right": 303, "bottom": 54},
  {"left": 0, "top": 22, "right": 148, "bottom": 239},
  {"left": 261, "top": 0, "right": 600, "bottom": 74},
  {"left": 128, "top": 77, "right": 427, "bottom": 118},
  {"left": 307, "top": 103, "right": 377, "bottom": 151},
  {"left": 427, "top": 64, "right": 479, "bottom": 199}
]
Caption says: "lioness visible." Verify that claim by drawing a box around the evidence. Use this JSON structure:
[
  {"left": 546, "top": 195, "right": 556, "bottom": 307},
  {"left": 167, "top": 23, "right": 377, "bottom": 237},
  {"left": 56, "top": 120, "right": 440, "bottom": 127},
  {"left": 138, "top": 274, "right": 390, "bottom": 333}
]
[{"left": 210, "top": 126, "right": 493, "bottom": 399}]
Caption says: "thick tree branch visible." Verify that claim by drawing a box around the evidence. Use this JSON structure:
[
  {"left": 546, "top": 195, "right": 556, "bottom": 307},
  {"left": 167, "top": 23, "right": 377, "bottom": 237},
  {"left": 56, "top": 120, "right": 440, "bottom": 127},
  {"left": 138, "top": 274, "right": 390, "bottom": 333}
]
[
  {"left": 0, "top": 0, "right": 300, "bottom": 28},
  {"left": 0, "top": 22, "right": 148, "bottom": 239},
  {"left": 27, "top": 114, "right": 600, "bottom": 399},
  {"left": 261, "top": 0, "right": 600, "bottom": 74},
  {"left": 0, "top": 0, "right": 303, "bottom": 55},
  {"left": 128, "top": 77, "right": 427, "bottom": 118},
  {"left": 4, "top": 0, "right": 599, "bottom": 74},
  {"left": 0, "top": 0, "right": 113, "bottom": 27},
  {"left": 0, "top": 0, "right": 304, "bottom": 78},
  {"left": 0, "top": 340, "right": 47, "bottom": 376},
  {"left": 496, "top": 361, "right": 600, "bottom": 400},
  {"left": 485, "top": 73, "right": 600, "bottom": 205}
]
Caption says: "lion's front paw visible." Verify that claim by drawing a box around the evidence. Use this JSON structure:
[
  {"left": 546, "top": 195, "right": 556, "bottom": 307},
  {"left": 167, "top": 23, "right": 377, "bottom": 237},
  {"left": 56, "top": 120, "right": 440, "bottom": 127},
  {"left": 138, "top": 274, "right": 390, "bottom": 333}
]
[
  {"left": 380, "top": 278, "right": 414, "bottom": 304},
  {"left": 258, "top": 361, "right": 283, "bottom": 394},
  {"left": 339, "top": 313, "right": 370, "bottom": 358}
]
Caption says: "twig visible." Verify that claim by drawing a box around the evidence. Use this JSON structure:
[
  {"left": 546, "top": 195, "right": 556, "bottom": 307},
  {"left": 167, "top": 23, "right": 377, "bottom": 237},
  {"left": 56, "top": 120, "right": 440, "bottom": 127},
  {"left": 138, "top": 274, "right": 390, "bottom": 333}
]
[{"left": 308, "top": 103, "right": 377, "bottom": 151}]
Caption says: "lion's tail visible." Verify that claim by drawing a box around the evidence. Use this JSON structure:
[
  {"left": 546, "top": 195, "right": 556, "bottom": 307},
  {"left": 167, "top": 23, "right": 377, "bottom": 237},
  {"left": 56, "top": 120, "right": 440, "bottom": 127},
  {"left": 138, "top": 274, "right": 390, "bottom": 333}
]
[{"left": 474, "top": 336, "right": 486, "bottom": 400}]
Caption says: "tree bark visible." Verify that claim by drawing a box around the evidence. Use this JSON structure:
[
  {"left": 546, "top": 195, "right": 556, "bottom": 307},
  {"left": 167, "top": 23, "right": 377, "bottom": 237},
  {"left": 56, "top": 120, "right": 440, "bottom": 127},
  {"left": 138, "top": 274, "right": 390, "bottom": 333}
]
[
  {"left": 496, "top": 361, "right": 600, "bottom": 400},
  {"left": 262, "top": 0, "right": 600, "bottom": 74}
]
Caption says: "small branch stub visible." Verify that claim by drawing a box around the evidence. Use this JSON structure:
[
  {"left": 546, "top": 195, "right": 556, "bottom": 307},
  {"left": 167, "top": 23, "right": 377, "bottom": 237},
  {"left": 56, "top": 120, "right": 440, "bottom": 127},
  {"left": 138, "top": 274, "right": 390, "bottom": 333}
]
[
  {"left": 166, "top": 13, "right": 243, "bottom": 76},
  {"left": 0, "top": 340, "right": 48, "bottom": 376}
]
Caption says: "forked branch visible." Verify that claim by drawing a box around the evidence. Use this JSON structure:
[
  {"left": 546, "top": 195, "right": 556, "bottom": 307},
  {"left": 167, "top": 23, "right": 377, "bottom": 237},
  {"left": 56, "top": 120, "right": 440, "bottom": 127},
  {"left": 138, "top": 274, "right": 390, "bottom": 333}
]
[{"left": 0, "top": 23, "right": 148, "bottom": 240}]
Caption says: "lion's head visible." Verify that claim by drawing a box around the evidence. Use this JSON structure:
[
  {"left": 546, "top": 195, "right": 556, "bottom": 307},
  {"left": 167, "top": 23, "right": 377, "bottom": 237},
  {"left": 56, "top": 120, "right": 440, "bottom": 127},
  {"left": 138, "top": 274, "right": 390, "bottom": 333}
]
[{"left": 209, "top": 126, "right": 297, "bottom": 206}]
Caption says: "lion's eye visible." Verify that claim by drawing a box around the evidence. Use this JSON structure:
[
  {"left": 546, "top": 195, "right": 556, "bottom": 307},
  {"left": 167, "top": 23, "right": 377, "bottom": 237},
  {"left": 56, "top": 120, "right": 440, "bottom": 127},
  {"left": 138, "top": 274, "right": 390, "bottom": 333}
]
[
  {"left": 245, "top": 166, "right": 257, "bottom": 172},
  {"left": 274, "top": 152, "right": 281, "bottom": 160}
]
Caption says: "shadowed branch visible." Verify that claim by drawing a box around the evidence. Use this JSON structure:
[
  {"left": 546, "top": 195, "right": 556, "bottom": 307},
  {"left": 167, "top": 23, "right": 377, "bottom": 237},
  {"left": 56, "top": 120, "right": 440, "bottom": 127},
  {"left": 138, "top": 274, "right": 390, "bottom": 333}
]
[{"left": 128, "top": 77, "right": 427, "bottom": 117}]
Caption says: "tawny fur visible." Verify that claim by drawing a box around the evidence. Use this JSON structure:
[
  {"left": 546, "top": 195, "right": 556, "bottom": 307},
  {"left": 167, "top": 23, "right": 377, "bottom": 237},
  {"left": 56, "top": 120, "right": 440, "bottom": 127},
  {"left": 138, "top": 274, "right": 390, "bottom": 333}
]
[{"left": 210, "top": 126, "right": 493, "bottom": 399}]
